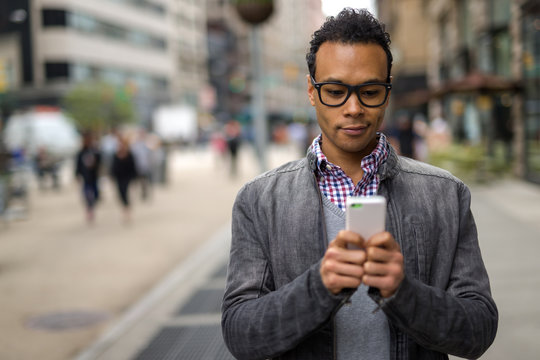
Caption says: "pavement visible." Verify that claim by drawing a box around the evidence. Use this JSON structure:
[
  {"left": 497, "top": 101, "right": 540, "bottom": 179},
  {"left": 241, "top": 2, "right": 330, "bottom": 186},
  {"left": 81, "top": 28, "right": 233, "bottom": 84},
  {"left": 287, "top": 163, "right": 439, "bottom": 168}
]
[{"left": 1, "top": 144, "right": 539, "bottom": 360}]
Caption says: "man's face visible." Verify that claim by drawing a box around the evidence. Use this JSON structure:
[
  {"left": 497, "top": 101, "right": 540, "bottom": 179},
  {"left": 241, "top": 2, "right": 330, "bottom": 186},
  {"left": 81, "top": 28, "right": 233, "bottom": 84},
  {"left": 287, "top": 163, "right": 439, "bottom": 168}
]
[{"left": 307, "top": 42, "right": 390, "bottom": 162}]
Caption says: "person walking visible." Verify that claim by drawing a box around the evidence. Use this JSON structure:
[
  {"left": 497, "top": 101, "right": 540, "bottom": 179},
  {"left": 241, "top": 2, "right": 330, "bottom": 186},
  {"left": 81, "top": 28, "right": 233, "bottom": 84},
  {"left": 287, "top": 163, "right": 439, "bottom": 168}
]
[
  {"left": 75, "top": 132, "right": 101, "bottom": 224},
  {"left": 222, "top": 8, "right": 497, "bottom": 360},
  {"left": 110, "top": 136, "right": 138, "bottom": 223},
  {"left": 224, "top": 119, "right": 242, "bottom": 177}
]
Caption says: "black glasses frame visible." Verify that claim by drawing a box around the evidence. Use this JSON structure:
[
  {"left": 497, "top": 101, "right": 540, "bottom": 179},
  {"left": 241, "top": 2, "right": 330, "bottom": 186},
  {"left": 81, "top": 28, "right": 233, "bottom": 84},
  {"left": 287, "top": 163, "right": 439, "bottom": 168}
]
[{"left": 310, "top": 75, "right": 392, "bottom": 108}]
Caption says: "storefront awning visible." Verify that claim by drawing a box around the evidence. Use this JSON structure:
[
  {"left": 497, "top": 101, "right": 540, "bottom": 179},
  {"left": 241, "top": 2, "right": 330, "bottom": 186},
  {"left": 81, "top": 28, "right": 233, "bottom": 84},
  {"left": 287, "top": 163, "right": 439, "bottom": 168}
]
[{"left": 432, "top": 72, "right": 522, "bottom": 97}]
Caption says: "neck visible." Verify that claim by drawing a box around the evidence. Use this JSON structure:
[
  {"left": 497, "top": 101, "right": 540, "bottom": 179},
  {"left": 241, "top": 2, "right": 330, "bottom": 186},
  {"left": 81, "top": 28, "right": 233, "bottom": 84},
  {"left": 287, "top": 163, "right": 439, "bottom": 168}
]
[{"left": 321, "top": 139, "right": 378, "bottom": 184}]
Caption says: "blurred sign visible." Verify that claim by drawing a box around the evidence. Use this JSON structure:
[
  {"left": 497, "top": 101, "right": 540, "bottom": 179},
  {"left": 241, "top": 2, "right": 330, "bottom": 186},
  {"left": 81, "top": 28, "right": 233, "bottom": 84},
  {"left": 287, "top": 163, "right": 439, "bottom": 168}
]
[
  {"left": 152, "top": 105, "right": 198, "bottom": 143},
  {"left": 476, "top": 95, "right": 493, "bottom": 111}
]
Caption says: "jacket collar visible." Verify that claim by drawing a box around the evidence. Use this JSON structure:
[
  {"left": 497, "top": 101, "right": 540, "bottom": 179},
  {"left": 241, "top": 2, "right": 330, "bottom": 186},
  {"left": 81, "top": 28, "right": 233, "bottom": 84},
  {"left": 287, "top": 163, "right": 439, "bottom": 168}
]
[{"left": 378, "top": 144, "right": 399, "bottom": 181}]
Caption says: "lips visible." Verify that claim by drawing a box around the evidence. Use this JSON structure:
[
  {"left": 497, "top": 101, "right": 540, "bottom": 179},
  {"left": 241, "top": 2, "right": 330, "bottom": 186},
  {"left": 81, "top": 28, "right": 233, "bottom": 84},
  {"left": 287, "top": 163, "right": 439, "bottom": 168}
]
[{"left": 341, "top": 124, "right": 368, "bottom": 135}]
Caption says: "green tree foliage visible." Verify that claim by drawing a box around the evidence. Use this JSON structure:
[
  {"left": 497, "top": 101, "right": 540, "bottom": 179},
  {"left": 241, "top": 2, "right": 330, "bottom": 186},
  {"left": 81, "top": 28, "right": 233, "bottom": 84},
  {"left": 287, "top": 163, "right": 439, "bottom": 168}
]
[{"left": 62, "top": 81, "right": 136, "bottom": 132}]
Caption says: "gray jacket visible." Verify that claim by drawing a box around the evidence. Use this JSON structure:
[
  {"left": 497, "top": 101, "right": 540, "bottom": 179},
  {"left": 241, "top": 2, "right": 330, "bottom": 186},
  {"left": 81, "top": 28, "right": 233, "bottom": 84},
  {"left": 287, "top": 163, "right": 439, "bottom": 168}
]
[{"left": 222, "top": 146, "right": 498, "bottom": 360}]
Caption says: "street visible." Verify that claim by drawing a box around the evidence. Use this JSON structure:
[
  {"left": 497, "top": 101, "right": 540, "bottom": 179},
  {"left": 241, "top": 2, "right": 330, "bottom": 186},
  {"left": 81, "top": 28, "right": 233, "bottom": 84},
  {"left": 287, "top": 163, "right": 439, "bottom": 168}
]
[{"left": 0, "top": 144, "right": 539, "bottom": 360}]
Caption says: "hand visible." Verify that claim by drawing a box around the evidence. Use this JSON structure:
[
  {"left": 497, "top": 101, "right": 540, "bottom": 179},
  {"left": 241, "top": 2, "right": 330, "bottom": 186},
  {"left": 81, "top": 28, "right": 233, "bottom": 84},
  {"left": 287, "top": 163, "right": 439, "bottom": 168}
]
[
  {"left": 362, "top": 232, "right": 404, "bottom": 298},
  {"left": 320, "top": 230, "right": 367, "bottom": 295}
]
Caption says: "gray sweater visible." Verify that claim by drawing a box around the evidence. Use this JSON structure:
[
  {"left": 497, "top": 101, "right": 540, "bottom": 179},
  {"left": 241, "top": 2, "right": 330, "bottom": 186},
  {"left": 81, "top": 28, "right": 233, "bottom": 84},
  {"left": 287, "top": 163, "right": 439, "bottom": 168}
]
[{"left": 323, "top": 196, "right": 390, "bottom": 360}]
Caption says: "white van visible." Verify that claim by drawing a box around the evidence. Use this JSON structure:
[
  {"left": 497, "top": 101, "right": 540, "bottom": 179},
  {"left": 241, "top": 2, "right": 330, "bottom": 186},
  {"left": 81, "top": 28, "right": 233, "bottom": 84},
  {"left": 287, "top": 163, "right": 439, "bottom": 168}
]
[{"left": 2, "top": 107, "right": 80, "bottom": 158}]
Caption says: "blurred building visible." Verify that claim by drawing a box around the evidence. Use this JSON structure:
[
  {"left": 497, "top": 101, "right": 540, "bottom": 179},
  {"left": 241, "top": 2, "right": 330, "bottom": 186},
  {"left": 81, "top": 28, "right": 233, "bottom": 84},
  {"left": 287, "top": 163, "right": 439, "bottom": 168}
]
[
  {"left": 0, "top": 0, "right": 209, "bottom": 126},
  {"left": 377, "top": 0, "right": 430, "bottom": 123},
  {"left": 378, "top": 0, "right": 540, "bottom": 183},
  {"left": 261, "top": 0, "right": 325, "bottom": 124},
  {"left": 205, "top": 0, "right": 324, "bottom": 130}
]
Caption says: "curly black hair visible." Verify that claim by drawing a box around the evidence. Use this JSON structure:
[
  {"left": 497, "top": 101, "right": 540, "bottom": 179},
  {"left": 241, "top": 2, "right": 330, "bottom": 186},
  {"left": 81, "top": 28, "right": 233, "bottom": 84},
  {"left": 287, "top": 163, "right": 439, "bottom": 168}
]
[{"left": 306, "top": 8, "right": 393, "bottom": 82}]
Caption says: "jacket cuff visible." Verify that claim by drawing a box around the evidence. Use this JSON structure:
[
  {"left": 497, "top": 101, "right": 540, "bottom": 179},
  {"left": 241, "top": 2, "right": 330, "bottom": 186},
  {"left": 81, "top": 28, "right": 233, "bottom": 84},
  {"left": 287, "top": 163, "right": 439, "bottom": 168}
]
[{"left": 367, "top": 276, "right": 407, "bottom": 311}]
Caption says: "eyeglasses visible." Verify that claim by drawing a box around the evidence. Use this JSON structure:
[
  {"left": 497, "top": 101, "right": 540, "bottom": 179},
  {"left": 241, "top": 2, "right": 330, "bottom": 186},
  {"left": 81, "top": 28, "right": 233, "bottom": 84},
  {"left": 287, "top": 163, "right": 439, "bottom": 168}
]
[{"left": 310, "top": 76, "right": 392, "bottom": 108}]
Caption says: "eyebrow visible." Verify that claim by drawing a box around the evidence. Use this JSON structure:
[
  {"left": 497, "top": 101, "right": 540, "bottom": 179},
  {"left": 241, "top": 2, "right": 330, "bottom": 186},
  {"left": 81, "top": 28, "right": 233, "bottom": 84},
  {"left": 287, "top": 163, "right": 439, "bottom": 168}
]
[{"left": 321, "top": 77, "right": 387, "bottom": 84}]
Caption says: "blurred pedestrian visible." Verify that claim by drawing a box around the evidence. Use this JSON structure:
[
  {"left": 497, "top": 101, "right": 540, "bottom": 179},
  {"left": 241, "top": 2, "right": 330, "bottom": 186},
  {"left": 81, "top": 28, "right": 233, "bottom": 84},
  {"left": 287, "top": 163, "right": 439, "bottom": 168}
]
[
  {"left": 287, "top": 121, "right": 308, "bottom": 157},
  {"left": 412, "top": 113, "right": 428, "bottom": 161},
  {"left": 75, "top": 132, "right": 101, "bottom": 224},
  {"left": 222, "top": 8, "right": 497, "bottom": 360},
  {"left": 395, "top": 113, "right": 415, "bottom": 158},
  {"left": 34, "top": 147, "right": 60, "bottom": 190},
  {"left": 210, "top": 129, "right": 227, "bottom": 170},
  {"left": 131, "top": 129, "right": 152, "bottom": 201},
  {"left": 224, "top": 119, "right": 242, "bottom": 177},
  {"left": 147, "top": 134, "right": 166, "bottom": 185},
  {"left": 100, "top": 128, "right": 119, "bottom": 178},
  {"left": 110, "top": 136, "right": 138, "bottom": 223},
  {"left": 427, "top": 115, "right": 452, "bottom": 151}
]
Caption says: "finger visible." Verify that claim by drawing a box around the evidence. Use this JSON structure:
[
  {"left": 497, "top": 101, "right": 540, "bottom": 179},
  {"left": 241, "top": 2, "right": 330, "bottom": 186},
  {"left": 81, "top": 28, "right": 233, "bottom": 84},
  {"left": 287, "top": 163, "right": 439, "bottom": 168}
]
[
  {"left": 362, "top": 274, "right": 401, "bottom": 298},
  {"left": 322, "top": 272, "right": 363, "bottom": 294},
  {"left": 322, "top": 257, "right": 366, "bottom": 278},
  {"left": 331, "top": 230, "right": 365, "bottom": 249},
  {"left": 365, "top": 231, "right": 400, "bottom": 251},
  {"left": 363, "top": 261, "right": 388, "bottom": 276},
  {"left": 365, "top": 246, "right": 394, "bottom": 263},
  {"left": 363, "top": 264, "right": 404, "bottom": 298},
  {"left": 325, "top": 245, "right": 367, "bottom": 266},
  {"left": 363, "top": 254, "right": 404, "bottom": 298}
]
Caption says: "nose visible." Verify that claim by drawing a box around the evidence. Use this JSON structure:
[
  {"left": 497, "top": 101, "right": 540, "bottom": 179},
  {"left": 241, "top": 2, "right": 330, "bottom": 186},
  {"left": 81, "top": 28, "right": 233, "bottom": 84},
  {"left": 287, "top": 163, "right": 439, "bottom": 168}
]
[{"left": 343, "top": 90, "right": 364, "bottom": 116}]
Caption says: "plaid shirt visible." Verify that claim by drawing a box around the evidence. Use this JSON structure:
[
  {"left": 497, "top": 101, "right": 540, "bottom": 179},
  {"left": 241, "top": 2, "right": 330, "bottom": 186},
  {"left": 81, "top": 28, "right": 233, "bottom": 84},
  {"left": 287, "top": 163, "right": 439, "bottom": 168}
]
[{"left": 309, "top": 133, "right": 389, "bottom": 211}]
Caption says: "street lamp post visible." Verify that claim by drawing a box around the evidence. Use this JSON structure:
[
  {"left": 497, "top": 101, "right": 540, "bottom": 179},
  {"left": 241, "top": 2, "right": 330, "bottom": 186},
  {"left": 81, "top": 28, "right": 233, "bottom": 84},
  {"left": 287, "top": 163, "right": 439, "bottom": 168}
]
[{"left": 233, "top": 0, "right": 273, "bottom": 173}]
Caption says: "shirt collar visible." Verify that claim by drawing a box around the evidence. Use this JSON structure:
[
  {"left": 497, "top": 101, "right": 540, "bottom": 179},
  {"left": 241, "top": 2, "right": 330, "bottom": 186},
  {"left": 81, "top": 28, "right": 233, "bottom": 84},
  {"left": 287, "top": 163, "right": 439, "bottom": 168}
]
[{"left": 309, "top": 132, "right": 389, "bottom": 174}]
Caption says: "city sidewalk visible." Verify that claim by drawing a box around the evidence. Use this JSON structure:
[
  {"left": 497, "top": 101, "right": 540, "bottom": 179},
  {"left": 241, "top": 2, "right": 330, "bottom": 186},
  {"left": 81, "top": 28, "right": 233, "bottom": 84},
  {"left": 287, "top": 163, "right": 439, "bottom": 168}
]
[
  {"left": 0, "top": 144, "right": 300, "bottom": 360},
  {"left": 1, "top": 145, "right": 539, "bottom": 360},
  {"left": 78, "top": 175, "right": 540, "bottom": 359},
  {"left": 465, "top": 178, "right": 540, "bottom": 360}
]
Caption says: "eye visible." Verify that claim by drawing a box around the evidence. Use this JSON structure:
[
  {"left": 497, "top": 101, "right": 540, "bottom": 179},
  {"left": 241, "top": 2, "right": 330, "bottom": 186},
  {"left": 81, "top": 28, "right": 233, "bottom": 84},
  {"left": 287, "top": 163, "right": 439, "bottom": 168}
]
[
  {"left": 322, "top": 84, "right": 347, "bottom": 98},
  {"left": 359, "top": 86, "right": 383, "bottom": 98}
]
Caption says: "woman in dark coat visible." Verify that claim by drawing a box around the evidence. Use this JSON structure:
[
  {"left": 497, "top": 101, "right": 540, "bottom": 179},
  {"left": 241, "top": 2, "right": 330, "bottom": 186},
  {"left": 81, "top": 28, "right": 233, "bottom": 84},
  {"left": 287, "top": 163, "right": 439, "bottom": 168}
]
[{"left": 111, "top": 136, "right": 138, "bottom": 223}]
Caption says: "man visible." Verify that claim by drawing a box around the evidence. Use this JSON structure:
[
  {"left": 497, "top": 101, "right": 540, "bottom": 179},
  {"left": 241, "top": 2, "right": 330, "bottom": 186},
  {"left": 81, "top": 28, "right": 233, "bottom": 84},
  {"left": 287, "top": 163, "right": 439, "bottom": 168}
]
[
  {"left": 75, "top": 132, "right": 101, "bottom": 223},
  {"left": 222, "top": 8, "right": 497, "bottom": 360}
]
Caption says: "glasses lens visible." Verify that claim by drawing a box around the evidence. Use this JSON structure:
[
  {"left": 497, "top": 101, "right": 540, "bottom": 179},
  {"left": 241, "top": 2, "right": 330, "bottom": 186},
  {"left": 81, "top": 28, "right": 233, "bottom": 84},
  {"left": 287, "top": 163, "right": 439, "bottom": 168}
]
[
  {"left": 319, "top": 83, "right": 388, "bottom": 107},
  {"left": 319, "top": 83, "right": 350, "bottom": 106},
  {"left": 357, "top": 84, "right": 388, "bottom": 107}
]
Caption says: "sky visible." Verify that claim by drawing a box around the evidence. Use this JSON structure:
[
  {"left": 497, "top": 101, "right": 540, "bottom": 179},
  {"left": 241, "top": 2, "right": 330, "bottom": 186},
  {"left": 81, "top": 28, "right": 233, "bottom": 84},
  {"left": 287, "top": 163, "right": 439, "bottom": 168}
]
[{"left": 321, "top": 0, "right": 376, "bottom": 16}]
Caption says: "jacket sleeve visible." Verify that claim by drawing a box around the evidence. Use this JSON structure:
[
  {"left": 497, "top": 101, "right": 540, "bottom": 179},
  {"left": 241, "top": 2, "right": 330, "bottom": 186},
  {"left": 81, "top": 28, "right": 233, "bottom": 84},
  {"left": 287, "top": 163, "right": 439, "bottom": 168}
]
[
  {"left": 374, "top": 182, "right": 498, "bottom": 359},
  {"left": 221, "top": 182, "right": 347, "bottom": 360}
]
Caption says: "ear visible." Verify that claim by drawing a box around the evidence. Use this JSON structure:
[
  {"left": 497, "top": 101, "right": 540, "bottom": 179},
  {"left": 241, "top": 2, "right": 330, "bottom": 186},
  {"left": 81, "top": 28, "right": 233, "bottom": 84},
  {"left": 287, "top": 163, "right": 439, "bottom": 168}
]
[{"left": 307, "top": 74, "right": 316, "bottom": 106}]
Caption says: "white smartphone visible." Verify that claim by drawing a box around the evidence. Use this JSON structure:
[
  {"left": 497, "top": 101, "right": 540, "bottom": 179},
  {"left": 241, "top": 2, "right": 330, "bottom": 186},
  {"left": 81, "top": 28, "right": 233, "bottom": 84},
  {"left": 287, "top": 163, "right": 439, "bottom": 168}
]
[{"left": 345, "top": 195, "right": 386, "bottom": 245}]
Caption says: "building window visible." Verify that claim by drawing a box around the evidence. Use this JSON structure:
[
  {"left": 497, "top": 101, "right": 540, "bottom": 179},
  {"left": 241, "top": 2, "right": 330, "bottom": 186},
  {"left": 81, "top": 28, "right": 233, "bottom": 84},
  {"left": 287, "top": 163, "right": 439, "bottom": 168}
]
[
  {"left": 107, "top": 0, "right": 166, "bottom": 16},
  {"left": 42, "top": 9, "right": 66, "bottom": 26},
  {"left": 493, "top": 31, "right": 511, "bottom": 77},
  {"left": 523, "top": 3, "right": 540, "bottom": 182},
  {"left": 438, "top": 14, "right": 452, "bottom": 81},
  {"left": 480, "top": 0, "right": 513, "bottom": 77},
  {"left": 490, "top": 0, "right": 511, "bottom": 26},
  {"left": 41, "top": 9, "right": 166, "bottom": 51},
  {"left": 457, "top": 0, "right": 473, "bottom": 48},
  {"left": 45, "top": 62, "right": 69, "bottom": 79}
]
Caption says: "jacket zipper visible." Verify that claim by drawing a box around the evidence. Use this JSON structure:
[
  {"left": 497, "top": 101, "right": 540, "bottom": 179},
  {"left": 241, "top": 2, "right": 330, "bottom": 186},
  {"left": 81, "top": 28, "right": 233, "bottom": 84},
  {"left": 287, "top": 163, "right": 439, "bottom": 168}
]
[
  {"left": 311, "top": 171, "right": 338, "bottom": 359},
  {"left": 313, "top": 170, "right": 351, "bottom": 360}
]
